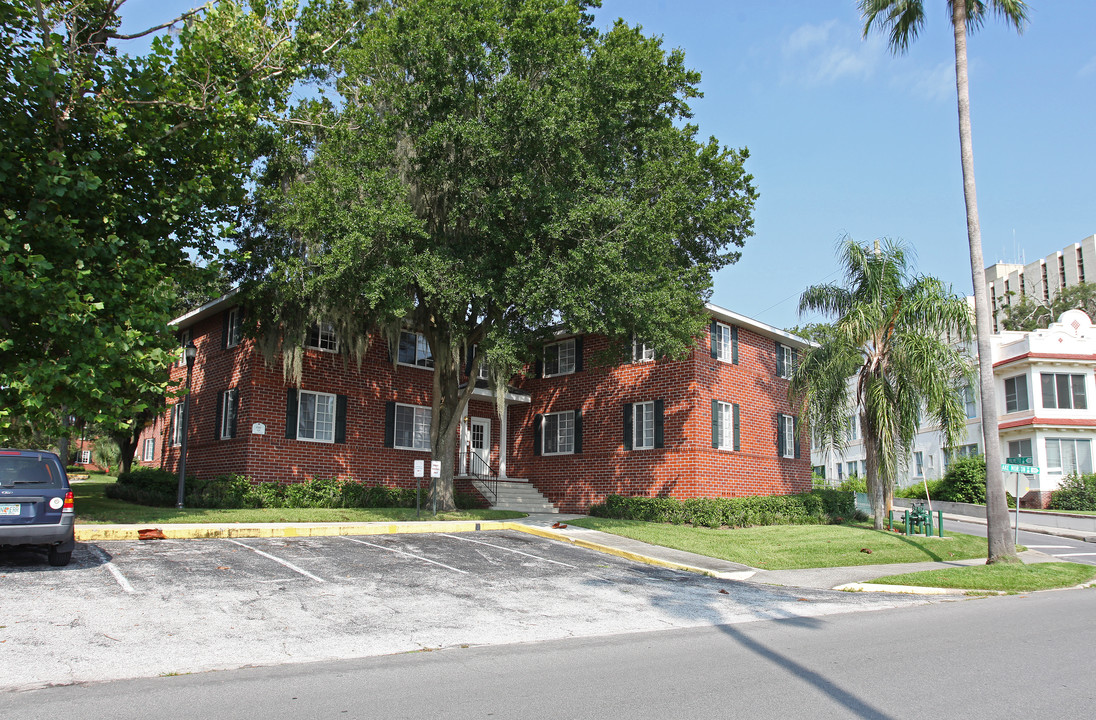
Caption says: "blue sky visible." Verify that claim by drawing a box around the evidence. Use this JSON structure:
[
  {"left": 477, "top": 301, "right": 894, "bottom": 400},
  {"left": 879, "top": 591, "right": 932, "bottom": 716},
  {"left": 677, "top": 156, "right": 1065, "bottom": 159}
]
[{"left": 121, "top": 1, "right": 1096, "bottom": 331}]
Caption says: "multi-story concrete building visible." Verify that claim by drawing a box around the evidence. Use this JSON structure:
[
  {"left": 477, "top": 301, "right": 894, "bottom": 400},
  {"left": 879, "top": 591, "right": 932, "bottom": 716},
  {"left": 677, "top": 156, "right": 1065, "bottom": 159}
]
[
  {"left": 813, "top": 309, "right": 1096, "bottom": 507},
  {"left": 986, "top": 234, "right": 1096, "bottom": 332},
  {"left": 138, "top": 295, "right": 812, "bottom": 513}
]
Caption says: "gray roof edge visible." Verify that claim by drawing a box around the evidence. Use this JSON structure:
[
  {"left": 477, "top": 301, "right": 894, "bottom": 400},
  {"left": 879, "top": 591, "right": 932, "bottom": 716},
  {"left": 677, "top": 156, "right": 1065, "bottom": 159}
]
[
  {"left": 704, "top": 302, "right": 811, "bottom": 348},
  {"left": 170, "top": 287, "right": 240, "bottom": 330}
]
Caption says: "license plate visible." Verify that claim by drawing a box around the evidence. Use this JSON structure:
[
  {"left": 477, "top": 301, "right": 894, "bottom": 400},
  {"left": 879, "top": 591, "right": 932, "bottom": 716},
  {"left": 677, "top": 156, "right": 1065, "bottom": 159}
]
[{"left": 0, "top": 503, "right": 20, "bottom": 516}]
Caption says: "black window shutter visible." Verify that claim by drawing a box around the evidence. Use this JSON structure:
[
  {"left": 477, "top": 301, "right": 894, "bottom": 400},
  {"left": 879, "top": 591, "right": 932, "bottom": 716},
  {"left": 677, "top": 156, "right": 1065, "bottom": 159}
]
[
  {"left": 791, "top": 348, "right": 798, "bottom": 376},
  {"left": 535, "top": 358, "right": 544, "bottom": 378},
  {"left": 733, "top": 403, "right": 740, "bottom": 451},
  {"left": 654, "top": 399, "right": 664, "bottom": 448},
  {"left": 463, "top": 345, "right": 474, "bottom": 377},
  {"left": 574, "top": 336, "right": 584, "bottom": 372},
  {"left": 574, "top": 409, "right": 583, "bottom": 454},
  {"left": 383, "top": 401, "right": 395, "bottom": 448},
  {"left": 285, "top": 389, "right": 298, "bottom": 439},
  {"left": 168, "top": 405, "right": 175, "bottom": 445},
  {"left": 623, "top": 403, "right": 633, "bottom": 450},
  {"left": 776, "top": 413, "right": 784, "bottom": 456},
  {"left": 793, "top": 416, "right": 801, "bottom": 459},
  {"left": 711, "top": 400, "right": 720, "bottom": 448},
  {"left": 229, "top": 389, "right": 239, "bottom": 439},
  {"left": 221, "top": 311, "right": 229, "bottom": 349},
  {"left": 334, "top": 395, "right": 348, "bottom": 444},
  {"left": 710, "top": 321, "right": 718, "bottom": 359},
  {"left": 533, "top": 414, "right": 543, "bottom": 455},
  {"left": 775, "top": 342, "right": 784, "bottom": 377},
  {"left": 731, "top": 326, "right": 739, "bottom": 364},
  {"left": 629, "top": 333, "right": 636, "bottom": 362},
  {"left": 214, "top": 390, "right": 224, "bottom": 440}
]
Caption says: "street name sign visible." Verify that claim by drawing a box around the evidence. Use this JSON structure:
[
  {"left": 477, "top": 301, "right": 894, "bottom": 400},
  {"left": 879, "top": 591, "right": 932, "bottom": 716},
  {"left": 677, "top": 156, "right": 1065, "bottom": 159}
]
[
  {"left": 1006, "top": 456, "right": 1032, "bottom": 465},
  {"left": 1002, "top": 463, "right": 1040, "bottom": 474}
]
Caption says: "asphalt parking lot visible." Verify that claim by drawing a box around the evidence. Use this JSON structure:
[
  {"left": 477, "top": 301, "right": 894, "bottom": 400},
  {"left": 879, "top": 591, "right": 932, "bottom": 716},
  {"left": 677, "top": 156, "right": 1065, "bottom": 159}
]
[{"left": 0, "top": 530, "right": 933, "bottom": 691}]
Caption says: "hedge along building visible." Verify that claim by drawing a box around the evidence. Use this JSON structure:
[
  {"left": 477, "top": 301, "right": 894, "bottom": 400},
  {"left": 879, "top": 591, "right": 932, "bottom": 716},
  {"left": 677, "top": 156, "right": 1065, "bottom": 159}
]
[{"left": 139, "top": 292, "right": 812, "bottom": 513}]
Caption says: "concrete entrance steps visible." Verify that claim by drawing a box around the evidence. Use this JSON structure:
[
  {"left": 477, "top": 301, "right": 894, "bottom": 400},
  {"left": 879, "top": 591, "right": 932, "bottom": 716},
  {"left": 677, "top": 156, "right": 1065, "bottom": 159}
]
[{"left": 471, "top": 477, "right": 559, "bottom": 513}]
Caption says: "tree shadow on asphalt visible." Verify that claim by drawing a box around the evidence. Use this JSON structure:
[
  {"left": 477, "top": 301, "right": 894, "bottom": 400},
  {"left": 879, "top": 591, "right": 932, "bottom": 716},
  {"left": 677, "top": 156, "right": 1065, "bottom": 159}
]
[{"left": 599, "top": 563, "right": 900, "bottom": 720}]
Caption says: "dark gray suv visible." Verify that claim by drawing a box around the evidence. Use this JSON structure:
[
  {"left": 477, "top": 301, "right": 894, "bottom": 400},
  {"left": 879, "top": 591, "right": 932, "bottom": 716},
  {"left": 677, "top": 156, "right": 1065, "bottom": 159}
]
[{"left": 0, "top": 450, "right": 76, "bottom": 566}]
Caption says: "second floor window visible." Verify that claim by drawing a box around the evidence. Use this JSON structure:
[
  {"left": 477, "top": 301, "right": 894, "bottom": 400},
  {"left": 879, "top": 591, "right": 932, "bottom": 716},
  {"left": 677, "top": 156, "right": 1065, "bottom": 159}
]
[
  {"left": 1041, "top": 373, "right": 1087, "bottom": 410},
  {"left": 398, "top": 331, "right": 433, "bottom": 368},
  {"left": 1004, "top": 375, "right": 1029, "bottom": 413},
  {"left": 224, "top": 307, "right": 242, "bottom": 348},
  {"left": 543, "top": 338, "right": 576, "bottom": 377},
  {"left": 776, "top": 343, "right": 797, "bottom": 379},
  {"left": 308, "top": 322, "right": 339, "bottom": 352},
  {"left": 962, "top": 385, "right": 978, "bottom": 419}
]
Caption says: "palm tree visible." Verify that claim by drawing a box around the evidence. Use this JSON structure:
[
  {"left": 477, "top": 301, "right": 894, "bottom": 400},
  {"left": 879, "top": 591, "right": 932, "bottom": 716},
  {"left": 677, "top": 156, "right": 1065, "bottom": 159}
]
[
  {"left": 792, "top": 238, "right": 974, "bottom": 530},
  {"left": 859, "top": 0, "right": 1028, "bottom": 563}
]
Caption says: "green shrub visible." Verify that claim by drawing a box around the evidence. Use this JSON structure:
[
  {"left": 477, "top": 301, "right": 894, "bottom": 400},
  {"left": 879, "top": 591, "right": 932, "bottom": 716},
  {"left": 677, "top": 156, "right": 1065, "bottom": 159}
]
[
  {"left": 937, "top": 456, "right": 986, "bottom": 504},
  {"left": 588, "top": 490, "right": 853, "bottom": 528},
  {"left": 896, "top": 479, "right": 947, "bottom": 500},
  {"left": 837, "top": 477, "right": 867, "bottom": 493},
  {"left": 1049, "top": 473, "right": 1096, "bottom": 511},
  {"left": 107, "top": 467, "right": 182, "bottom": 505}
]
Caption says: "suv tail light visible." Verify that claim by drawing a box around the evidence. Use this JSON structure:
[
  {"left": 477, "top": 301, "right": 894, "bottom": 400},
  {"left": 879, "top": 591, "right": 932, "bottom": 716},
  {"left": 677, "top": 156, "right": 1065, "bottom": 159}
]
[{"left": 62, "top": 491, "right": 74, "bottom": 513}]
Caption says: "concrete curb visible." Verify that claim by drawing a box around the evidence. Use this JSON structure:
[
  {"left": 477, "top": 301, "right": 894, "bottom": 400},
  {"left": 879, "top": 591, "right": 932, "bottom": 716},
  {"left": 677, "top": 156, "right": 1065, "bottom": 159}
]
[
  {"left": 75, "top": 520, "right": 514, "bottom": 542},
  {"left": 832, "top": 582, "right": 974, "bottom": 595}
]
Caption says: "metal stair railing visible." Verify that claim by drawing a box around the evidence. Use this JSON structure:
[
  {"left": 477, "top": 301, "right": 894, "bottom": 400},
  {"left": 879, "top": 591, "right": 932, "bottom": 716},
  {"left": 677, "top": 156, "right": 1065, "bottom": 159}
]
[{"left": 468, "top": 454, "right": 499, "bottom": 505}]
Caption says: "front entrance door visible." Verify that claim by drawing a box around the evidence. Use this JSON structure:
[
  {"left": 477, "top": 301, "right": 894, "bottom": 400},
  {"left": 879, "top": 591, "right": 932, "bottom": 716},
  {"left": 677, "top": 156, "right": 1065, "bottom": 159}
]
[{"left": 468, "top": 418, "right": 491, "bottom": 476}]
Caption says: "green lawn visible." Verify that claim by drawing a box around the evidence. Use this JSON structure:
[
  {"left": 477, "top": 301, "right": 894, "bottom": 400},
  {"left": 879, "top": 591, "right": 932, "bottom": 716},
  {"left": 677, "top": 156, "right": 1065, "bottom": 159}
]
[
  {"left": 72, "top": 475, "right": 523, "bottom": 524},
  {"left": 567, "top": 517, "right": 996, "bottom": 570},
  {"left": 868, "top": 562, "right": 1096, "bottom": 592}
]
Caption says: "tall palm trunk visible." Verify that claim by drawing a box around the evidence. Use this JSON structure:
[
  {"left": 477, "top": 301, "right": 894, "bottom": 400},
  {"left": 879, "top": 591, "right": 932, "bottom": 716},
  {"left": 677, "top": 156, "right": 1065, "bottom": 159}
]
[{"left": 952, "top": 1, "right": 1017, "bottom": 563}]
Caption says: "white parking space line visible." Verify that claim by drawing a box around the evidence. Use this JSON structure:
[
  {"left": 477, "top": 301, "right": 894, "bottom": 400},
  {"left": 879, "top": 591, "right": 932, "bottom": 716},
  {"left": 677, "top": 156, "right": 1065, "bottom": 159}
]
[
  {"left": 439, "top": 533, "right": 577, "bottom": 568},
  {"left": 341, "top": 536, "right": 469, "bottom": 574},
  {"left": 1052, "top": 553, "right": 1096, "bottom": 558},
  {"left": 225, "top": 540, "right": 326, "bottom": 583},
  {"left": 87, "top": 545, "right": 135, "bottom": 594},
  {"left": 1024, "top": 545, "right": 1076, "bottom": 549}
]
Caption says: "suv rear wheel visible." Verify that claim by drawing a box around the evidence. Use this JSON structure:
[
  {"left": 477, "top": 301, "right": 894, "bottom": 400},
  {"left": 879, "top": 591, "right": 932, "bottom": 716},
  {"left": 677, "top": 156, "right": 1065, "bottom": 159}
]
[{"left": 48, "top": 547, "right": 72, "bottom": 567}]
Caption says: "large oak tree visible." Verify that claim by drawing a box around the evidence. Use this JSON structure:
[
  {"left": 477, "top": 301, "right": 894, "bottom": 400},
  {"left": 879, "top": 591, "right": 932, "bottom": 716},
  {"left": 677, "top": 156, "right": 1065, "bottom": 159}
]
[{"left": 239, "top": 0, "right": 758, "bottom": 510}]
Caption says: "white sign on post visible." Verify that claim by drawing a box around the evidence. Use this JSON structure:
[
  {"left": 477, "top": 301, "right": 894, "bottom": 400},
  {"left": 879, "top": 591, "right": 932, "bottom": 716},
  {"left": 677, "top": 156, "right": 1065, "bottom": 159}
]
[
  {"left": 413, "top": 460, "right": 425, "bottom": 478},
  {"left": 430, "top": 460, "right": 442, "bottom": 478}
]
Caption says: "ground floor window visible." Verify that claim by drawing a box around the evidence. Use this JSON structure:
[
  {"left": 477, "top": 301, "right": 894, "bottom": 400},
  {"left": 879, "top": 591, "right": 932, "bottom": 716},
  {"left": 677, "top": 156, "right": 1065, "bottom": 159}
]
[
  {"left": 298, "top": 390, "right": 336, "bottom": 443},
  {"left": 1045, "top": 438, "right": 1092, "bottom": 476},
  {"left": 543, "top": 411, "right": 575, "bottom": 455},
  {"left": 394, "top": 404, "right": 432, "bottom": 451},
  {"left": 80, "top": 450, "right": 91, "bottom": 464},
  {"left": 913, "top": 451, "right": 924, "bottom": 477},
  {"left": 171, "top": 404, "right": 185, "bottom": 446},
  {"left": 142, "top": 438, "right": 155, "bottom": 462},
  {"left": 1007, "top": 438, "right": 1033, "bottom": 461}
]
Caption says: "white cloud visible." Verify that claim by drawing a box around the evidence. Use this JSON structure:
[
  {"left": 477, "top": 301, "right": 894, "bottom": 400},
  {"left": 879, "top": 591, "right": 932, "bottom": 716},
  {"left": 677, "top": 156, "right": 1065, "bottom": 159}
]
[
  {"left": 1080, "top": 56, "right": 1096, "bottom": 78},
  {"left": 903, "top": 62, "right": 955, "bottom": 102},
  {"left": 781, "top": 20, "right": 884, "bottom": 85}
]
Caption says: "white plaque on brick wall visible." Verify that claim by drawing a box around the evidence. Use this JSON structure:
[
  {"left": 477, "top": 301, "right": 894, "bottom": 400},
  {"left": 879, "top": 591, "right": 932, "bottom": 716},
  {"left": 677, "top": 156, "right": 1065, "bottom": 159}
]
[{"left": 252, "top": 423, "right": 266, "bottom": 435}]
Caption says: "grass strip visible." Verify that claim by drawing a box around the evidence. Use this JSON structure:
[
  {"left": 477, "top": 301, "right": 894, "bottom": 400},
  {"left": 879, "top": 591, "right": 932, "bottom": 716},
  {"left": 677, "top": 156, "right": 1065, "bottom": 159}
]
[
  {"left": 567, "top": 517, "right": 991, "bottom": 570},
  {"left": 867, "top": 562, "right": 1096, "bottom": 592},
  {"left": 73, "top": 477, "right": 522, "bottom": 524}
]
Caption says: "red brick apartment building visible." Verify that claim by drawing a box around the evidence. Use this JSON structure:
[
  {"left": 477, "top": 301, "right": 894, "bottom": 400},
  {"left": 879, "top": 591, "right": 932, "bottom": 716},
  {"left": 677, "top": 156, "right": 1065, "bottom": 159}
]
[{"left": 138, "top": 293, "right": 811, "bottom": 513}]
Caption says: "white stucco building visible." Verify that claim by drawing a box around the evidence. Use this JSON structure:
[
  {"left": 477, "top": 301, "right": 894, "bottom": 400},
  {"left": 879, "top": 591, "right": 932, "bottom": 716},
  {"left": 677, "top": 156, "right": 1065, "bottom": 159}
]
[
  {"left": 986, "top": 234, "right": 1096, "bottom": 332},
  {"left": 812, "top": 309, "right": 1096, "bottom": 507}
]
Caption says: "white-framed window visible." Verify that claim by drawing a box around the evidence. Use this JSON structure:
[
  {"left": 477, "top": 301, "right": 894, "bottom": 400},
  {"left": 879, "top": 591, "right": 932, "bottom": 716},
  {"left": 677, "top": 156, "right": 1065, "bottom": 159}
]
[
  {"left": 176, "top": 329, "right": 190, "bottom": 368},
  {"left": 219, "top": 389, "right": 239, "bottom": 440},
  {"left": 836, "top": 463, "right": 844, "bottom": 480},
  {"left": 943, "top": 443, "right": 979, "bottom": 468},
  {"left": 633, "top": 401, "right": 655, "bottom": 450},
  {"left": 1040, "top": 373, "right": 1087, "bottom": 410},
  {"left": 394, "top": 403, "right": 432, "bottom": 451},
  {"left": 713, "top": 400, "right": 736, "bottom": 451},
  {"left": 913, "top": 451, "right": 924, "bottom": 477},
  {"left": 171, "top": 404, "right": 185, "bottom": 446},
  {"left": 142, "top": 438, "right": 155, "bottom": 463},
  {"left": 225, "top": 307, "right": 242, "bottom": 348},
  {"left": 80, "top": 450, "right": 91, "bottom": 464},
  {"left": 397, "top": 330, "right": 433, "bottom": 368},
  {"left": 1007, "top": 438, "right": 1033, "bottom": 461},
  {"left": 1004, "top": 375, "right": 1029, "bottom": 413},
  {"left": 776, "top": 343, "right": 797, "bottom": 379},
  {"left": 633, "top": 338, "right": 655, "bottom": 363},
  {"left": 778, "top": 413, "right": 796, "bottom": 459},
  {"left": 297, "top": 390, "right": 336, "bottom": 443},
  {"left": 542, "top": 410, "right": 575, "bottom": 455},
  {"left": 962, "top": 385, "right": 978, "bottom": 419},
  {"left": 308, "top": 322, "right": 339, "bottom": 352},
  {"left": 713, "top": 323, "right": 734, "bottom": 363},
  {"left": 544, "top": 338, "right": 576, "bottom": 377},
  {"left": 1046, "top": 438, "right": 1092, "bottom": 475},
  {"left": 846, "top": 461, "right": 857, "bottom": 478},
  {"left": 845, "top": 416, "right": 858, "bottom": 442}
]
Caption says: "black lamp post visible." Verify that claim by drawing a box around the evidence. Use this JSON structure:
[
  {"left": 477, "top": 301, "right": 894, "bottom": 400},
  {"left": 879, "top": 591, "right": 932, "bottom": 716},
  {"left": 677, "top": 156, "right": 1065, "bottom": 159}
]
[{"left": 176, "top": 339, "right": 197, "bottom": 509}]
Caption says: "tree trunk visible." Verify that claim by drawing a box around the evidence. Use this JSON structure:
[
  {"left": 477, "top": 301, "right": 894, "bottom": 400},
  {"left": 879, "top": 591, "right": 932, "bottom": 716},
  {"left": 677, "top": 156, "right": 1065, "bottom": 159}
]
[
  {"left": 952, "top": 2, "right": 1018, "bottom": 563},
  {"left": 428, "top": 332, "right": 469, "bottom": 513},
  {"left": 116, "top": 434, "right": 137, "bottom": 475},
  {"left": 864, "top": 418, "right": 885, "bottom": 530}
]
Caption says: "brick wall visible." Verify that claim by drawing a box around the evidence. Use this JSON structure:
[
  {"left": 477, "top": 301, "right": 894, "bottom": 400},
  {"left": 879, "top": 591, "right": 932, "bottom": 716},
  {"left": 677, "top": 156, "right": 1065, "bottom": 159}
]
[{"left": 152, "top": 305, "right": 810, "bottom": 511}]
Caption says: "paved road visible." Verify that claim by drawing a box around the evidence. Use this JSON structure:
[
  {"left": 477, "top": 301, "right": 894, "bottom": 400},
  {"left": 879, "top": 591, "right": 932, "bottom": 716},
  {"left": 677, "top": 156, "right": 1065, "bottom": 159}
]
[
  {"left": 0, "top": 531, "right": 932, "bottom": 691},
  {"left": 945, "top": 517, "right": 1096, "bottom": 565},
  {"left": 3, "top": 586, "right": 1092, "bottom": 719}
]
